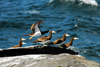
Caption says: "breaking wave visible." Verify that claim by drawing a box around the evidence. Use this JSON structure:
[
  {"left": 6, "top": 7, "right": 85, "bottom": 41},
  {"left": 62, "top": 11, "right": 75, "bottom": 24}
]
[{"left": 49, "top": 0, "right": 98, "bottom": 6}]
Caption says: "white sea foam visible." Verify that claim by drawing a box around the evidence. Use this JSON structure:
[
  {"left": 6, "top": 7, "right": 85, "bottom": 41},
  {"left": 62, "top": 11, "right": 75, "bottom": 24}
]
[
  {"left": 49, "top": 0, "right": 98, "bottom": 6},
  {"left": 23, "top": 10, "right": 40, "bottom": 14},
  {"left": 75, "top": 24, "right": 77, "bottom": 27},
  {"left": 79, "top": 0, "right": 98, "bottom": 6},
  {"left": 49, "top": 0, "right": 54, "bottom": 3}
]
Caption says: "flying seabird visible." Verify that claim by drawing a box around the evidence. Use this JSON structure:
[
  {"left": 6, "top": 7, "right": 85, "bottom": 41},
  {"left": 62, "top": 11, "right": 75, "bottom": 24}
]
[
  {"left": 61, "top": 37, "right": 79, "bottom": 48},
  {"left": 32, "top": 31, "right": 56, "bottom": 46},
  {"left": 48, "top": 34, "right": 70, "bottom": 48},
  {"left": 23, "top": 20, "right": 50, "bottom": 40},
  {"left": 11, "top": 38, "right": 26, "bottom": 48}
]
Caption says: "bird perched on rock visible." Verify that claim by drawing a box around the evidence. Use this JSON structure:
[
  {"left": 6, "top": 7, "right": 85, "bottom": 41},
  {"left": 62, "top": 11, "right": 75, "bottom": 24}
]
[
  {"left": 61, "top": 37, "right": 79, "bottom": 48},
  {"left": 11, "top": 38, "right": 26, "bottom": 48},
  {"left": 48, "top": 33, "right": 70, "bottom": 48},
  {"left": 32, "top": 31, "right": 56, "bottom": 46}
]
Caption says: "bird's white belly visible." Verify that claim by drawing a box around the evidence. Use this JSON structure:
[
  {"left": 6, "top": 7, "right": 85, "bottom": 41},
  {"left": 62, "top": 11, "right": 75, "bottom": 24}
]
[{"left": 33, "top": 31, "right": 41, "bottom": 37}]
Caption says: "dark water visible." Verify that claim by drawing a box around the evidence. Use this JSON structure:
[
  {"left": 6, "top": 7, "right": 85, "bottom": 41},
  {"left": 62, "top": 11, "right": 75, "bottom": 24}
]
[{"left": 0, "top": 0, "right": 100, "bottom": 63}]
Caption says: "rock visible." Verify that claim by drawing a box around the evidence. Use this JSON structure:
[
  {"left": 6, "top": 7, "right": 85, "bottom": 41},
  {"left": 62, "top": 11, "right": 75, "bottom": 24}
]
[
  {"left": 0, "top": 45, "right": 100, "bottom": 67},
  {"left": 0, "top": 45, "right": 78, "bottom": 57},
  {"left": 0, "top": 54, "right": 100, "bottom": 67}
]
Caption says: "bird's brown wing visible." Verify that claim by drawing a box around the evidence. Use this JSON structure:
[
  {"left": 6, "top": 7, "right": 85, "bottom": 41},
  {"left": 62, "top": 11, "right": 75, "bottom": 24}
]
[
  {"left": 31, "top": 23, "right": 36, "bottom": 33},
  {"left": 53, "top": 39, "right": 63, "bottom": 44},
  {"left": 31, "top": 20, "right": 44, "bottom": 33},
  {"left": 36, "top": 36, "right": 48, "bottom": 41},
  {"left": 32, "top": 36, "right": 48, "bottom": 43},
  {"left": 65, "top": 43, "right": 71, "bottom": 47}
]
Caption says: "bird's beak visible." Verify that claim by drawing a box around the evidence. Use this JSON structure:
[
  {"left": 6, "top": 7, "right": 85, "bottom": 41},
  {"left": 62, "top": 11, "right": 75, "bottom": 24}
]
[
  {"left": 52, "top": 31, "right": 56, "bottom": 33},
  {"left": 22, "top": 42, "right": 26, "bottom": 44},
  {"left": 74, "top": 37, "right": 79, "bottom": 40},
  {"left": 22, "top": 38, "right": 26, "bottom": 40},
  {"left": 65, "top": 34, "right": 70, "bottom": 36}
]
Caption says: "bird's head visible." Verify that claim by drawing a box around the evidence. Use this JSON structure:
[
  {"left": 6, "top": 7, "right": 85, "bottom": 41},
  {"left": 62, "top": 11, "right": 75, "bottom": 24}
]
[{"left": 65, "top": 33, "right": 70, "bottom": 36}]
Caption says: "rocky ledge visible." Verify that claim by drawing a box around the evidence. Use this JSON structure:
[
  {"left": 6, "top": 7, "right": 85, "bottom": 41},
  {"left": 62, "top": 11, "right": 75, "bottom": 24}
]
[{"left": 0, "top": 45, "right": 100, "bottom": 67}]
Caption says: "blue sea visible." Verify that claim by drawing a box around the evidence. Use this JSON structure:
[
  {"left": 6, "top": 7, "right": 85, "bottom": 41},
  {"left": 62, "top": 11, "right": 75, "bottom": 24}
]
[{"left": 0, "top": 0, "right": 100, "bottom": 63}]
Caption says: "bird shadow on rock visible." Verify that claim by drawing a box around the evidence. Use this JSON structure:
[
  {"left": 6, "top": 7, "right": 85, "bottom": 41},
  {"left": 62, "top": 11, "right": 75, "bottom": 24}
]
[{"left": 0, "top": 46, "right": 78, "bottom": 57}]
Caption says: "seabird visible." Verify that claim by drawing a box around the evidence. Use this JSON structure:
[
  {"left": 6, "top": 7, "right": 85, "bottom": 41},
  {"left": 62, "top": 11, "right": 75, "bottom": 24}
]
[
  {"left": 23, "top": 20, "right": 50, "bottom": 40},
  {"left": 48, "top": 34, "right": 70, "bottom": 48},
  {"left": 61, "top": 37, "right": 79, "bottom": 48},
  {"left": 32, "top": 31, "right": 56, "bottom": 46},
  {"left": 11, "top": 38, "right": 26, "bottom": 48}
]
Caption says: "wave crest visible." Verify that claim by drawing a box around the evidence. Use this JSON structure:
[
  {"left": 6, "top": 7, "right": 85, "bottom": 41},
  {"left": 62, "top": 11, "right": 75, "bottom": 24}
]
[{"left": 49, "top": 0, "right": 98, "bottom": 6}]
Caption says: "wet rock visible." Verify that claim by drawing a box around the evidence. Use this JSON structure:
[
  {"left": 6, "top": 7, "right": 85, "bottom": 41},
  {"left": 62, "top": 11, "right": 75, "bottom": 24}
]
[{"left": 0, "top": 45, "right": 100, "bottom": 67}]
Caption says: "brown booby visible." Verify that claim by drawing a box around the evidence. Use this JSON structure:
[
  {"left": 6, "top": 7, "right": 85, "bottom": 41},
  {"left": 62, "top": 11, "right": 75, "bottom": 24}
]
[
  {"left": 61, "top": 37, "right": 79, "bottom": 48},
  {"left": 23, "top": 20, "right": 50, "bottom": 40},
  {"left": 11, "top": 38, "right": 26, "bottom": 48},
  {"left": 48, "top": 34, "right": 70, "bottom": 47},
  {"left": 32, "top": 31, "right": 56, "bottom": 46}
]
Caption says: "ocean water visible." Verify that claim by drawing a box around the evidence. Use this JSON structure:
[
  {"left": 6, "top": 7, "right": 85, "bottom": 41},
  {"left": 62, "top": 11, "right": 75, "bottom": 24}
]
[{"left": 0, "top": 0, "right": 100, "bottom": 63}]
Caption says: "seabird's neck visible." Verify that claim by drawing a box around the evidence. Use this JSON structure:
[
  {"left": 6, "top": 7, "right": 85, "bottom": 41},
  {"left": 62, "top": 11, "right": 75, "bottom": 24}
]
[
  {"left": 68, "top": 38, "right": 74, "bottom": 46},
  {"left": 47, "top": 31, "right": 52, "bottom": 40},
  {"left": 61, "top": 34, "right": 66, "bottom": 41},
  {"left": 18, "top": 39, "right": 22, "bottom": 47}
]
